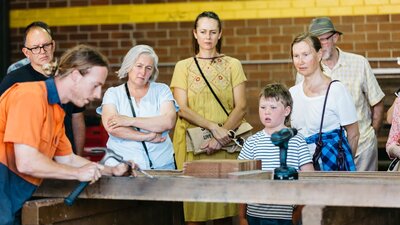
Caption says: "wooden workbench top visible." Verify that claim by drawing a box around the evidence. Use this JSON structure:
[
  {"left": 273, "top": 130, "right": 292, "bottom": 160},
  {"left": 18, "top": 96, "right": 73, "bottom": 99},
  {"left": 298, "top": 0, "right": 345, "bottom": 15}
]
[{"left": 33, "top": 170, "right": 400, "bottom": 208}]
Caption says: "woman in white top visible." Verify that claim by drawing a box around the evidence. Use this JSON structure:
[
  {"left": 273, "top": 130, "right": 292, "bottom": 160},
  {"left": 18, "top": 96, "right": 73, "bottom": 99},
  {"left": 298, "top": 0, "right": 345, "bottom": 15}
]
[
  {"left": 97, "top": 45, "right": 178, "bottom": 169},
  {"left": 289, "top": 33, "right": 359, "bottom": 171}
]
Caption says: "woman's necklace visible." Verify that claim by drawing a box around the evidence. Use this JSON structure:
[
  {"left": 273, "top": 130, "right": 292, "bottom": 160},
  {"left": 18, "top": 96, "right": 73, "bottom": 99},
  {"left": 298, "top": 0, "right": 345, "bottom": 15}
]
[
  {"left": 196, "top": 54, "right": 225, "bottom": 64},
  {"left": 196, "top": 54, "right": 224, "bottom": 60}
]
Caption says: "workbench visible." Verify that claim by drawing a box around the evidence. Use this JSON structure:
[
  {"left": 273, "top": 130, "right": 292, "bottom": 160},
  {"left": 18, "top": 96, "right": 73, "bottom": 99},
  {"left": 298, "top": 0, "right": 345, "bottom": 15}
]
[{"left": 22, "top": 171, "right": 400, "bottom": 225}]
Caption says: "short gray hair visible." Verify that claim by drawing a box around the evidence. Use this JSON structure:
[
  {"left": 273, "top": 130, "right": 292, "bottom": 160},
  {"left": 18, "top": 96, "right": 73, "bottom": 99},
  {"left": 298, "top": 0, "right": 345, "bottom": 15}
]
[{"left": 117, "top": 45, "right": 159, "bottom": 81}]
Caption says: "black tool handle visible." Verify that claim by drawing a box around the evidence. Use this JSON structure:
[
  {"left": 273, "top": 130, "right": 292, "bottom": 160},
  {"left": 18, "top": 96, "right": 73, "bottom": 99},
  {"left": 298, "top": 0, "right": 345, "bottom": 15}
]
[
  {"left": 271, "top": 128, "right": 298, "bottom": 168},
  {"left": 64, "top": 181, "right": 89, "bottom": 206}
]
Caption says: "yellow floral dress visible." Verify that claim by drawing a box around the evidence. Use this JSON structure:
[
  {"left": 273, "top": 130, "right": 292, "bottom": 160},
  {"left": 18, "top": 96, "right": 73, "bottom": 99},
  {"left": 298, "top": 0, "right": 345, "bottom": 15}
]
[{"left": 170, "top": 56, "right": 247, "bottom": 222}]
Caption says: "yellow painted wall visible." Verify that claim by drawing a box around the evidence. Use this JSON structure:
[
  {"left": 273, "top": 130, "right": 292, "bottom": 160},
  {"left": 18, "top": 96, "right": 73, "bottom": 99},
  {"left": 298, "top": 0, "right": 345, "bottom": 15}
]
[{"left": 10, "top": 0, "right": 400, "bottom": 28}]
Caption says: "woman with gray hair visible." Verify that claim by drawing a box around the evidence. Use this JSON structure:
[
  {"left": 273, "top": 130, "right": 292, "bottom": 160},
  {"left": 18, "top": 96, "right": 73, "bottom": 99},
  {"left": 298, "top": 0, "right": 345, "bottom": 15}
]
[{"left": 97, "top": 45, "right": 178, "bottom": 170}]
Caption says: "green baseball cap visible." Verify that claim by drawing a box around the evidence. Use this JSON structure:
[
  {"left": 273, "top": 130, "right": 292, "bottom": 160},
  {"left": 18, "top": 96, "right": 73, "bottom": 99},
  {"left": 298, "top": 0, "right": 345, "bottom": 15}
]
[{"left": 309, "top": 17, "right": 343, "bottom": 36}]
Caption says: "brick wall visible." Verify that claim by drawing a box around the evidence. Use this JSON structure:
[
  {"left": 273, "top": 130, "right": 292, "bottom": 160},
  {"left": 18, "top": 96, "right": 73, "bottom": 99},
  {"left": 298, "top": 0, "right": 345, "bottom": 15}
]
[{"left": 8, "top": 0, "right": 400, "bottom": 132}]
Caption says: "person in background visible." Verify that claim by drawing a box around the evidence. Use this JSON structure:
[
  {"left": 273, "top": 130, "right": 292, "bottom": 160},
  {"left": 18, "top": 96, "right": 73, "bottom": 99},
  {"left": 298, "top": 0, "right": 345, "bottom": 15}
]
[
  {"left": 238, "top": 83, "right": 313, "bottom": 225},
  {"left": 290, "top": 33, "right": 359, "bottom": 171},
  {"left": 296, "top": 17, "right": 385, "bottom": 171},
  {"left": 386, "top": 90, "right": 400, "bottom": 158},
  {"left": 97, "top": 45, "right": 178, "bottom": 170},
  {"left": 170, "top": 11, "right": 247, "bottom": 225},
  {"left": 0, "top": 44, "right": 133, "bottom": 225},
  {"left": 0, "top": 21, "right": 86, "bottom": 155}
]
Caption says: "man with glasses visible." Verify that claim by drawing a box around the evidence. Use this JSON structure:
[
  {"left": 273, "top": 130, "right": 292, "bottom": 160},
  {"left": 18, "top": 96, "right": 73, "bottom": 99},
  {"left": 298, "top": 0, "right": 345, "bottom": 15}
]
[
  {"left": 0, "top": 21, "right": 86, "bottom": 156},
  {"left": 296, "top": 17, "right": 385, "bottom": 171}
]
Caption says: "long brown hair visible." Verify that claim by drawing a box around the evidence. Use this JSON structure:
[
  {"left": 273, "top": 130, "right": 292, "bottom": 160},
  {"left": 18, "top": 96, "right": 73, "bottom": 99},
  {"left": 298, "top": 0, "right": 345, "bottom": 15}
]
[{"left": 192, "top": 11, "right": 222, "bottom": 54}]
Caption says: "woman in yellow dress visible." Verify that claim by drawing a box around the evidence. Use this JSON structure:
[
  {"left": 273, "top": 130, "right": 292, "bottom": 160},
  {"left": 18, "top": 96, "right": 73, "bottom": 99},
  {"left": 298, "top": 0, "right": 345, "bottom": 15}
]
[{"left": 170, "top": 11, "right": 247, "bottom": 225}]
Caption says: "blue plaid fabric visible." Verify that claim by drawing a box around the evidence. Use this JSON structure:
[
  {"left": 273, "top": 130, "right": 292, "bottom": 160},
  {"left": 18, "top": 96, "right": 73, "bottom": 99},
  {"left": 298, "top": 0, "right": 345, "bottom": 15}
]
[
  {"left": 305, "top": 128, "right": 356, "bottom": 171},
  {"left": 7, "top": 58, "right": 30, "bottom": 74}
]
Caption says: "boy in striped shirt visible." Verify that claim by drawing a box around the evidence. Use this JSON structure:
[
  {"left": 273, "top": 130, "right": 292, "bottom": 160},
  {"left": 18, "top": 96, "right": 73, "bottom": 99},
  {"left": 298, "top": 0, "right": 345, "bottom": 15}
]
[{"left": 238, "top": 83, "right": 313, "bottom": 225}]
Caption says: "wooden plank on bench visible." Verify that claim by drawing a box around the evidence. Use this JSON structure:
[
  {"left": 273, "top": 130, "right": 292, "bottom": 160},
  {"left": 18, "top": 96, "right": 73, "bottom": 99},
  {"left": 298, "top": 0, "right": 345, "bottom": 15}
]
[
  {"left": 32, "top": 174, "right": 400, "bottom": 207},
  {"left": 229, "top": 170, "right": 400, "bottom": 180},
  {"left": 183, "top": 159, "right": 261, "bottom": 178}
]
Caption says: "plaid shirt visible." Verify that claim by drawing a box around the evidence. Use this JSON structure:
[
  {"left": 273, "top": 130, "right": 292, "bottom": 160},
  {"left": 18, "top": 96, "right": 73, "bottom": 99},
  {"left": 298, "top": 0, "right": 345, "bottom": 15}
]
[
  {"left": 7, "top": 58, "right": 30, "bottom": 74},
  {"left": 306, "top": 128, "right": 356, "bottom": 171},
  {"left": 322, "top": 48, "right": 385, "bottom": 146}
]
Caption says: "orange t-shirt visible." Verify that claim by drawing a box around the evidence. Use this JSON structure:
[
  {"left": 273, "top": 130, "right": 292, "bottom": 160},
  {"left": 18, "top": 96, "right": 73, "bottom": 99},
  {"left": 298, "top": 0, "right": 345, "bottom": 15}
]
[{"left": 0, "top": 81, "right": 72, "bottom": 185}]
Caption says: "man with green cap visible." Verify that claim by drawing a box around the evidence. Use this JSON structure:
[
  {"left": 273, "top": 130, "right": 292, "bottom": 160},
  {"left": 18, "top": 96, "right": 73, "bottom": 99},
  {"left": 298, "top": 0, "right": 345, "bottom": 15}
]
[{"left": 296, "top": 17, "right": 385, "bottom": 171}]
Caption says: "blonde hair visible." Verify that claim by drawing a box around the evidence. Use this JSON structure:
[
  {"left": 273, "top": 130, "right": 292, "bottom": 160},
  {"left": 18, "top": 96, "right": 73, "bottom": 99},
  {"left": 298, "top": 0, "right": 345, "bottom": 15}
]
[{"left": 55, "top": 44, "right": 109, "bottom": 78}]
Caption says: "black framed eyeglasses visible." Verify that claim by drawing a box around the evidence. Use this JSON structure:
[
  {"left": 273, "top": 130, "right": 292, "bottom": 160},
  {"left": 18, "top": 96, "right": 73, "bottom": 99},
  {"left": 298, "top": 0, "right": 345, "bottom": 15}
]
[
  {"left": 228, "top": 130, "right": 245, "bottom": 148},
  {"left": 24, "top": 42, "right": 53, "bottom": 54},
  {"left": 318, "top": 32, "right": 336, "bottom": 43}
]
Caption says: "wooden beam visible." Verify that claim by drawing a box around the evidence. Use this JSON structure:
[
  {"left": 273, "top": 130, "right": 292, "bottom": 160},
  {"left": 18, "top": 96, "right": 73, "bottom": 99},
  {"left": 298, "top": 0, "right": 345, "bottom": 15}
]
[
  {"left": 302, "top": 205, "right": 324, "bottom": 225},
  {"left": 302, "top": 206, "right": 400, "bottom": 225},
  {"left": 33, "top": 171, "right": 400, "bottom": 208},
  {"left": 22, "top": 198, "right": 184, "bottom": 225},
  {"left": 22, "top": 198, "right": 64, "bottom": 225},
  {"left": 22, "top": 198, "right": 134, "bottom": 225},
  {"left": 300, "top": 171, "right": 400, "bottom": 179},
  {"left": 230, "top": 170, "right": 400, "bottom": 179}
]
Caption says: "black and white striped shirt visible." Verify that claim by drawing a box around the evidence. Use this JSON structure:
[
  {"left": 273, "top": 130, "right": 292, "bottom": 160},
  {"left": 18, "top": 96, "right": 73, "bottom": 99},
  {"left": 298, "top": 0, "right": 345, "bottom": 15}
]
[{"left": 238, "top": 129, "right": 312, "bottom": 220}]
